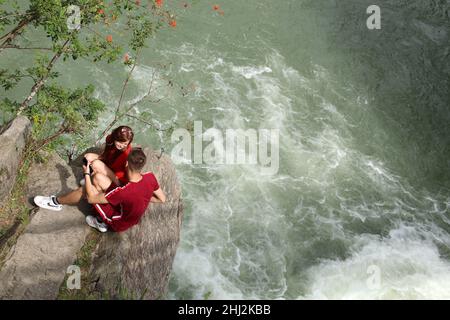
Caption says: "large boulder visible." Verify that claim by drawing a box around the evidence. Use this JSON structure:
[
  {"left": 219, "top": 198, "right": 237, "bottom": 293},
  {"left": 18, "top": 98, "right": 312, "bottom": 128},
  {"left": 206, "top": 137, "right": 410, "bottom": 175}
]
[
  {"left": 0, "top": 116, "right": 31, "bottom": 207},
  {"left": 0, "top": 153, "right": 90, "bottom": 299},
  {"left": 75, "top": 147, "right": 184, "bottom": 299}
]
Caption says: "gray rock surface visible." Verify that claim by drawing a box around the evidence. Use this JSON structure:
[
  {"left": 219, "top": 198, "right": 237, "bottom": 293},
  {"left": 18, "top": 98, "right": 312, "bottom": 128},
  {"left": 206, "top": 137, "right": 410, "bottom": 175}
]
[
  {"left": 0, "top": 153, "right": 90, "bottom": 299},
  {"left": 0, "top": 116, "right": 31, "bottom": 207}
]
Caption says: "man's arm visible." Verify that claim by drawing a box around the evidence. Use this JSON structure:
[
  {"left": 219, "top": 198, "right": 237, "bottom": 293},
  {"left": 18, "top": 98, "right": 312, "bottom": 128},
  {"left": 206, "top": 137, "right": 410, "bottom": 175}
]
[
  {"left": 151, "top": 188, "right": 166, "bottom": 203},
  {"left": 83, "top": 165, "right": 109, "bottom": 204}
]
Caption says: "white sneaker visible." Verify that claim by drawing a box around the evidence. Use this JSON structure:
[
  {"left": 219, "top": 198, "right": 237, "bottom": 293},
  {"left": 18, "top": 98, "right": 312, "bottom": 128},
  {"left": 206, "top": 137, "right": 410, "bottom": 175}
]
[
  {"left": 34, "top": 195, "right": 62, "bottom": 211},
  {"left": 86, "top": 215, "right": 108, "bottom": 233}
]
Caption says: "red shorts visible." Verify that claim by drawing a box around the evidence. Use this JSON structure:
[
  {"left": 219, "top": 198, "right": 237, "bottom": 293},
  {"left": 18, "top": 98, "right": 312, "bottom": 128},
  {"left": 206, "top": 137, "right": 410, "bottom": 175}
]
[{"left": 92, "top": 183, "right": 122, "bottom": 226}]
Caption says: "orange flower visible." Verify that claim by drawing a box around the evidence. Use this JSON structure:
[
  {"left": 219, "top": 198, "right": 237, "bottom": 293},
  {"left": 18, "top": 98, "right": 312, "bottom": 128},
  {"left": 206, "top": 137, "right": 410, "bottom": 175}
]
[
  {"left": 213, "top": 5, "right": 220, "bottom": 11},
  {"left": 98, "top": 9, "right": 104, "bottom": 15},
  {"left": 155, "top": 0, "right": 163, "bottom": 7},
  {"left": 169, "top": 19, "right": 177, "bottom": 28},
  {"left": 106, "top": 35, "right": 113, "bottom": 43}
]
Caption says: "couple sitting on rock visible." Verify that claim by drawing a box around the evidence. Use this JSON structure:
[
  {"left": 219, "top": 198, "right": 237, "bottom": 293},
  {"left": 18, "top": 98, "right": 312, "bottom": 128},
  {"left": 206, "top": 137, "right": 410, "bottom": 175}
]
[{"left": 34, "top": 126, "right": 166, "bottom": 233}]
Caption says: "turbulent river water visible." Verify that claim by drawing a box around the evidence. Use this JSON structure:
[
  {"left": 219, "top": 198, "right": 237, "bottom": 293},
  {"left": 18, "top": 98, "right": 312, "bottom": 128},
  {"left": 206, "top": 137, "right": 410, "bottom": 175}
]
[{"left": 2, "top": 0, "right": 450, "bottom": 299}]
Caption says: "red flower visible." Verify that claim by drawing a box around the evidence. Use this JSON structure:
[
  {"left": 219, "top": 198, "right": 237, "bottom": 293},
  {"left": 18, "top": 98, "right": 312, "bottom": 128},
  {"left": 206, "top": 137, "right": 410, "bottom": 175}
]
[
  {"left": 213, "top": 5, "right": 220, "bottom": 11},
  {"left": 155, "top": 0, "right": 163, "bottom": 7},
  {"left": 106, "top": 35, "right": 113, "bottom": 43},
  {"left": 98, "top": 9, "right": 104, "bottom": 15},
  {"left": 169, "top": 19, "right": 177, "bottom": 28}
]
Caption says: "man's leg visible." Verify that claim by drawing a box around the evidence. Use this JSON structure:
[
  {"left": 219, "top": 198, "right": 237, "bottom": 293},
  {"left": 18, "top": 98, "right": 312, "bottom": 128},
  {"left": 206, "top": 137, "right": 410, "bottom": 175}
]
[
  {"left": 86, "top": 174, "right": 112, "bottom": 233},
  {"left": 34, "top": 187, "right": 84, "bottom": 211},
  {"left": 57, "top": 187, "right": 84, "bottom": 205},
  {"left": 36, "top": 173, "right": 112, "bottom": 211}
]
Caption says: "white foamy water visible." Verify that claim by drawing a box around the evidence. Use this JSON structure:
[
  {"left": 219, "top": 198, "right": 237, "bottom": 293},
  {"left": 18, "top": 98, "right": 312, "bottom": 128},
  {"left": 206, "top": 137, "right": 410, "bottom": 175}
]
[
  {"left": 303, "top": 225, "right": 450, "bottom": 299},
  {"left": 161, "top": 38, "right": 450, "bottom": 299}
]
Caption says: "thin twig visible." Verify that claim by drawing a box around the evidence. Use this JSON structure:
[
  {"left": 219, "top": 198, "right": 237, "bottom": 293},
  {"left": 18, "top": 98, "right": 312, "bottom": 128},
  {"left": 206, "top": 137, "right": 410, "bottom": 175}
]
[
  {"left": 1, "top": 45, "right": 52, "bottom": 50},
  {"left": 95, "top": 48, "right": 142, "bottom": 144},
  {"left": 0, "top": 13, "right": 31, "bottom": 21},
  {"left": 124, "top": 113, "right": 174, "bottom": 132},
  {"left": 116, "top": 49, "right": 141, "bottom": 114}
]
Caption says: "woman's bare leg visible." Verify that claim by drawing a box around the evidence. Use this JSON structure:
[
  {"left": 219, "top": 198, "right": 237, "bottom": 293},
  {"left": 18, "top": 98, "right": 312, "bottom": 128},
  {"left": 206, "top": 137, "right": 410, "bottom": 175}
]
[
  {"left": 84, "top": 152, "right": 120, "bottom": 185},
  {"left": 92, "top": 173, "right": 113, "bottom": 193},
  {"left": 91, "top": 159, "right": 120, "bottom": 185},
  {"left": 84, "top": 153, "right": 100, "bottom": 163}
]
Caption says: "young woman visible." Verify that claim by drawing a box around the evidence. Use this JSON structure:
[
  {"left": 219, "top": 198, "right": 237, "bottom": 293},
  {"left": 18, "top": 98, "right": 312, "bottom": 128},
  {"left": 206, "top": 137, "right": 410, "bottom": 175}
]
[{"left": 84, "top": 126, "right": 134, "bottom": 189}]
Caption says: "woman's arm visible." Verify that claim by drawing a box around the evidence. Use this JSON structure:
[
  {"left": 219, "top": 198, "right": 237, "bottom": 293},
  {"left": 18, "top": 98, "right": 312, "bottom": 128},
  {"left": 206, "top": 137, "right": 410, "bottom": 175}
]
[{"left": 151, "top": 188, "right": 166, "bottom": 203}]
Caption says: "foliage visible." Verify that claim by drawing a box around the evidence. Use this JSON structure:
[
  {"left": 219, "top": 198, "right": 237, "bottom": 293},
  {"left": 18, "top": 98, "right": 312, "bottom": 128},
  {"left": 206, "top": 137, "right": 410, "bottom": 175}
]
[
  {"left": 26, "top": 84, "right": 105, "bottom": 151},
  {"left": 0, "top": 0, "right": 180, "bottom": 153},
  {"left": 0, "top": 97, "right": 18, "bottom": 124},
  {"left": 0, "top": 0, "right": 22, "bottom": 34}
]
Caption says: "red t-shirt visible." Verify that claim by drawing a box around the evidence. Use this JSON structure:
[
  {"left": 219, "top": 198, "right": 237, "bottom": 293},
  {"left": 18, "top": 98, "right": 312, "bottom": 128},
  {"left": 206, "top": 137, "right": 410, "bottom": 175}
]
[{"left": 93, "top": 172, "right": 160, "bottom": 232}]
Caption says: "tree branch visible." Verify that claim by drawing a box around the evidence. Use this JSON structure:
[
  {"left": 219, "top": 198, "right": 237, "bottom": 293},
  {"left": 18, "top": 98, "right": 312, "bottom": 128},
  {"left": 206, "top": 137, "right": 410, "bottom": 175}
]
[
  {"left": 33, "top": 124, "right": 70, "bottom": 153},
  {"left": 17, "top": 38, "right": 71, "bottom": 114},
  {"left": 0, "top": 15, "right": 34, "bottom": 52}
]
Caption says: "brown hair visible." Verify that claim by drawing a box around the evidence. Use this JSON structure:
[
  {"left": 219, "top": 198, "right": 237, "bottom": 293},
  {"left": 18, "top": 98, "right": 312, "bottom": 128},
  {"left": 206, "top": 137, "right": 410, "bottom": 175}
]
[
  {"left": 111, "top": 126, "right": 134, "bottom": 143},
  {"left": 127, "top": 147, "right": 146, "bottom": 172}
]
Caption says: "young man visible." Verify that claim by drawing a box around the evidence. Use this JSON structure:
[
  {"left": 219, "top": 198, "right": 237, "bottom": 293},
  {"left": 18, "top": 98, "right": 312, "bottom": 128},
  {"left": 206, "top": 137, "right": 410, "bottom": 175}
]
[{"left": 34, "top": 148, "right": 166, "bottom": 233}]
